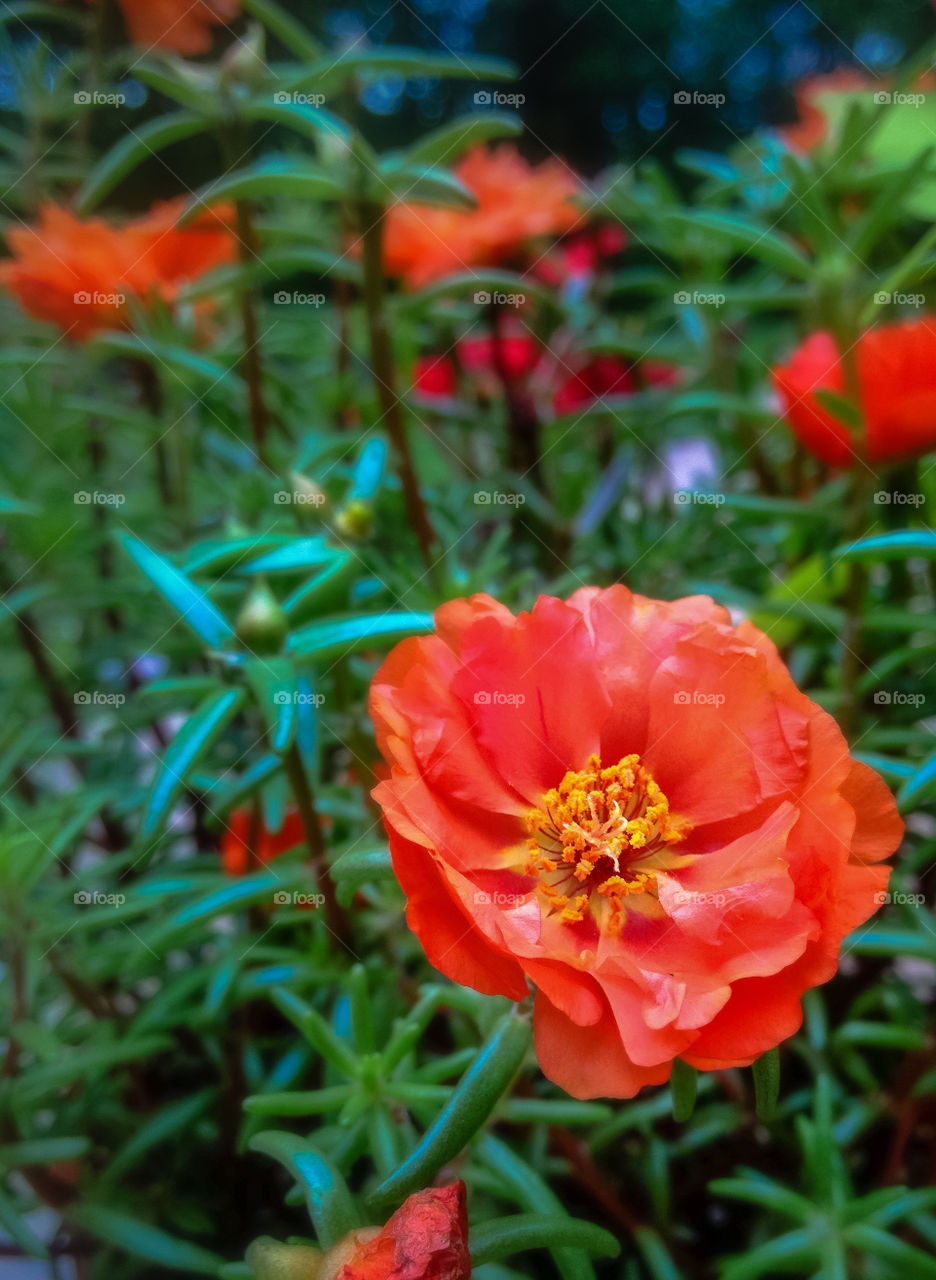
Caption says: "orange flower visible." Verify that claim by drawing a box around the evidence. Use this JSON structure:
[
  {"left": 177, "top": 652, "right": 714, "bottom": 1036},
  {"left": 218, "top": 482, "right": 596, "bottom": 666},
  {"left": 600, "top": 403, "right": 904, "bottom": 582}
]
[
  {"left": 86, "top": 0, "right": 240, "bottom": 55},
  {"left": 370, "top": 589, "right": 902, "bottom": 1098},
  {"left": 382, "top": 145, "right": 580, "bottom": 289},
  {"left": 780, "top": 70, "right": 872, "bottom": 152},
  {"left": 772, "top": 320, "right": 936, "bottom": 467},
  {"left": 0, "top": 198, "right": 236, "bottom": 340},
  {"left": 221, "top": 809, "right": 305, "bottom": 876},
  {"left": 249, "top": 1184, "right": 470, "bottom": 1280}
]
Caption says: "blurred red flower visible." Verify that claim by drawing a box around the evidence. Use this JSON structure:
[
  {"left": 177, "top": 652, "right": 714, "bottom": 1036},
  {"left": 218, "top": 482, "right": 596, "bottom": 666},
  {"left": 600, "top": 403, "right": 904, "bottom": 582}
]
[
  {"left": 772, "top": 320, "right": 936, "bottom": 466},
  {"left": 0, "top": 198, "right": 236, "bottom": 340},
  {"left": 86, "top": 0, "right": 239, "bottom": 55},
  {"left": 780, "top": 70, "right": 872, "bottom": 152},
  {"left": 382, "top": 145, "right": 581, "bottom": 289},
  {"left": 331, "top": 1183, "right": 470, "bottom": 1280},
  {"left": 221, "top": 809, "right": 305, "bottom": 876},
  {"left": 370, "top": 589, "right": 901, "bottom": 1098},
  {"left": 413, "top": 333, "right": 677, "bottom": 416}
]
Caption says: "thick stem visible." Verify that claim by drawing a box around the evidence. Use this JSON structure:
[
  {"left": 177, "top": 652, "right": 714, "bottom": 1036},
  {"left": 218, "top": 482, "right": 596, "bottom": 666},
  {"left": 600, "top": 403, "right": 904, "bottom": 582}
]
[
  {"left": 283, "top": 741, "right": 350, "bottom": 946},
  {"left": 357, "top": 200, "right": 437, "bottom": 572},
  {"left": 235, "top": 198, "right": 270, "bottom": 468}
]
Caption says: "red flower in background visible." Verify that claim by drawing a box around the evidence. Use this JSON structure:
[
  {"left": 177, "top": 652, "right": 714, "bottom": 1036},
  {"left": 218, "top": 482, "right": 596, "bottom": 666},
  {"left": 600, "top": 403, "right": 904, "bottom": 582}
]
[
  {"left": 382, "top": 145, "right": 581, "bottom": 289},
  {"left": 771, "top": 319, "right": 936, "bottom": 466},
  {"left": 0, "top": 197, "right": 236, "bottom": 340},
  {"left": 221, "top": 809, "right": 305, "bottom": 876},
  {"left": 370, "top": 589, "right": 901, "bottom": 1098},
  {"left": 413, "top": 331, "right": 677, "bottom": 416},
  {"left": 86, "top": 0, "right": 240, "bottom": 55},
  {"left": 780, "top": 70, "right": 872, "bottom": 152}
]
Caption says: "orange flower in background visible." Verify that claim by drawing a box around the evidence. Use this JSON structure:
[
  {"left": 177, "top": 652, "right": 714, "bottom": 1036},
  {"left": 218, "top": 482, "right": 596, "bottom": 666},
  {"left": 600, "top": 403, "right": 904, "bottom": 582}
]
[
  {"left": 780, "top": 70, "right": 872, "bottom": 152},
  {"left": 221, "top": 809, "right": 305, "bottom": 876},
  {"left": 382, "top": 145, "right": 581, "bottom": 289},
  {"left": 0, "top": 197, "right": 236, "bottom": 340},
  {"left": 249, "top": 1184, "right": 470, "bottom": 1280},
  {"left": 86, "top": 0, "right": 240, "bottom": 55},
  {"left": 370, "top": 589, "right": 902, "bottom": 1099},
  {"left": 772, "top": 319, "right": 936, "bottom": 467}
]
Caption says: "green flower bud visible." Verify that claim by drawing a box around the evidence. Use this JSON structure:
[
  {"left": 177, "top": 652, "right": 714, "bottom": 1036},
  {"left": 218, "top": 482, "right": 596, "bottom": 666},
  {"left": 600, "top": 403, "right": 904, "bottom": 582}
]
[{"left": 236, "top": 579, "right": 288, "bottom": 654}]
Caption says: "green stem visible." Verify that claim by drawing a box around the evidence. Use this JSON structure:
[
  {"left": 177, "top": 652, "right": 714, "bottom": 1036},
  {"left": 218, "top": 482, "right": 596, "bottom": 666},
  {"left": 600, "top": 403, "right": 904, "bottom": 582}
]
[
  {"left": 234, "top": 196, "right": 271, "bottom": 468},
  {"left": 282, "top": 742, "right": 349, "bottom": 945},
  {"left": 357, "top": 199, "right": 437, "bottom": 576}
]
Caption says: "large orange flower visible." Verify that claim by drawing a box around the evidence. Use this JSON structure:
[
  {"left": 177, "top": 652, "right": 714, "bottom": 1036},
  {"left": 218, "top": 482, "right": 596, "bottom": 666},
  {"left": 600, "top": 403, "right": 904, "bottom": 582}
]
[
  {"left": 86, "top": 0, "right": 240, "bottom": 55},
  {"left": 772, "top": 320, "right": 936, "bottom": 466},
  {"left": 0, "top": 198, "right": 236, "bottom": 340},
  {"left": 370, "top": 589, "right": 902, "bottom": 1099},
  {"left": 382, "top": 145, "right": 580, "bottom": 289}
]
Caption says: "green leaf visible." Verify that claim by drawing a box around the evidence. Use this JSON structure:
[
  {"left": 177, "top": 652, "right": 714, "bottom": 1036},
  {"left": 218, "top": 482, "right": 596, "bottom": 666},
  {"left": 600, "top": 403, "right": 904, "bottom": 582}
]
[
  {"left": 243, "top": 98, "right": 352, "bottom": 148},
  {"left": 377, "top": 162, "right": 478, "bottom": 209},
  {"left": 91, "top": 332, "right": 233, "bottom": 386},
  {"left": 670, "top": 1058, "right": 698, "bottom": 1123},
  {"left": 14, "top": 1037, "right": 173, "bottom": 1104},
  {"left": 271, "top": 988, "right": 359, "bottom": 1077},
  {"left": 0, "top": 1185, "right": 49, "bottom": 1259},
  {"left": 132, "top": 60, "right": 221, "bottom": 113},
  {"left": 838, "top": 530, "right": 936, "bottom": 561},
  {"left": 469, "top": 1215, "right": 620, "bottom": 1266},
  {"left": 140, "top": 688, "right": 245, "bottom": 845},
  {"left": 663, "top": 209, "right": 812, "bottom": 278},
  {"left": 396, "top": 111, "right": 523, "bottom": 169},
  {"left": 76, "top": 112, "right": 208, "bottom": 211},
  {"left": 813, "top": 388, "right": 863, "bottom": 430},
  {"left": 368, "top": 1011, "right": 531, "bottom": 1210},
  {"left": 752, "top": 1049, "right": 780, "bottom": 1122},
  {"left": 287, "top": 611, "right": 433, "bottom": 659},
  {"left": 400, "top": 269, "right": 553, "bottom": 311},
  {"left": 243, "top": 1086, "right": 354, "bottom": 1115},
  {"left": 68, "top": 1205, "right": 223, "bottom": 1274},
  {"left": 241, "top": 0, "right": 323, "bottom": 60},
  {"left": 184, "top": 157, "right": 344, "bottom": 220},
  {"left": 249, "top": 1132, "right": 360, "bottom": 1248},
  {"left": 844, "top": 1223, "right": 936, "bottom": 1275},
  {"left": 0, "top": 1136, "right": 90, "bottom": 1169},
  {"left": 238, "top": 537, "right": 332, "bottom": 575},
  {"left": 120, "top": 534, "right": 235, "bottom": 646},
  {"left": 168, "top": 865, "right": 310, "bottom": 928},
  {"left": 289, "top": 49, "right": 517, "bottom": 96},
  {"left": 898, "top": 748, "right": 936, "bottom": 812}
]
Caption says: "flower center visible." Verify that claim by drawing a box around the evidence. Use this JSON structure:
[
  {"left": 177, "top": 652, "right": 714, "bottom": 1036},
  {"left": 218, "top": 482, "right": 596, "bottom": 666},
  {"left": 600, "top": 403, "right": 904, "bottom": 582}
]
[{"left": 525, "top": 753, "right": 688, "bottom": 926}]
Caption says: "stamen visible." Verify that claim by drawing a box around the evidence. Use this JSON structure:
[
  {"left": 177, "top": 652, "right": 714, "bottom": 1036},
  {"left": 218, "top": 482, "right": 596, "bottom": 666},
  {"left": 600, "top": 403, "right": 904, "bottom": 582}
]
[{"left": 525, "top": 753, "right": 688, "bottom": 928}]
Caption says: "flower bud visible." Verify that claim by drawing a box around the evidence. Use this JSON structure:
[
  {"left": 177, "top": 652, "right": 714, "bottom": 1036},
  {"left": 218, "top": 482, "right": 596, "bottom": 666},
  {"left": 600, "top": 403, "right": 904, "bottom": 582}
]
[
  {"left": 246, "top": 1239, "right": 324, "bottom": 1280},
  {"left": 334, "top": 498, "right": 374, "bottom": 540},
  {"left": 236, "top": 579, "right": 288, "bottom": 654}
]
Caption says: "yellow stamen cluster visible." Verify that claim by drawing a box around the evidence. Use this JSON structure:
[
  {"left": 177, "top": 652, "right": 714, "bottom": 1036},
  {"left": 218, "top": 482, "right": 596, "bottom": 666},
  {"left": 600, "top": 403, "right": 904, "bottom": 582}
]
[{"left": 525, "top": 753, "right": 685, "bottom": 928}]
